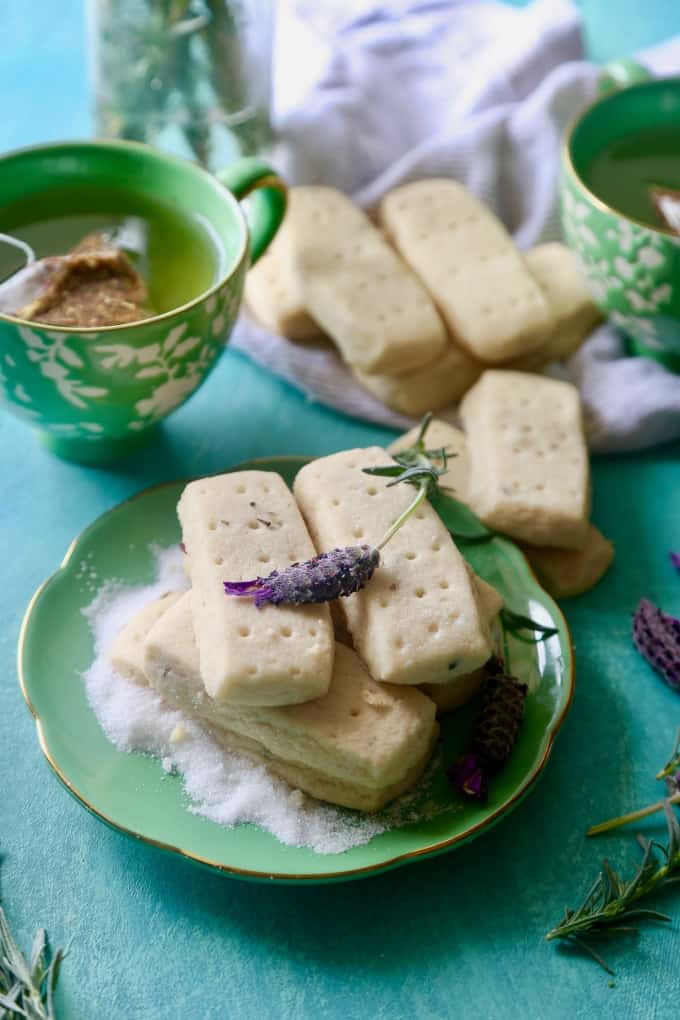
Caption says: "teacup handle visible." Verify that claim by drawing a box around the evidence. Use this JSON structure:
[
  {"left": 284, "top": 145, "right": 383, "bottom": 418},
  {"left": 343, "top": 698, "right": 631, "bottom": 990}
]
[
  {"left": 598, "top": 58, "right": 651, "bottom": 96},
  {"left": 217, "top": 158, "right": 287, "bottom": 266}
]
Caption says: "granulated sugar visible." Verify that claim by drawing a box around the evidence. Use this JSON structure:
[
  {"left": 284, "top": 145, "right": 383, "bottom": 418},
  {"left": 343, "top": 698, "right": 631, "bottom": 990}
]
[{"left": 82, "top": 545, "right": 450, "bottom": 855}]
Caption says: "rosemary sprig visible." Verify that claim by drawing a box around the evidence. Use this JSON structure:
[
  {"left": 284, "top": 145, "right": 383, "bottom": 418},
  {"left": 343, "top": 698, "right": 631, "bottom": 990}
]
[
  {"left": 364, "top": 415, "right": 450, "bottom": 551},
  {"left": 0, "top": 899, "right": 67, "bottom": 1020},
  {"left": 547, "top": 732, "right": 680, "bottom": 972}
]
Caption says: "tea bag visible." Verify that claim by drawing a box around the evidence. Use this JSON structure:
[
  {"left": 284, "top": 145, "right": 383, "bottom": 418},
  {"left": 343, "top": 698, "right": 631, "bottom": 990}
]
[{"left": 0, "top": 231, "right": 152, "bottom": 327}]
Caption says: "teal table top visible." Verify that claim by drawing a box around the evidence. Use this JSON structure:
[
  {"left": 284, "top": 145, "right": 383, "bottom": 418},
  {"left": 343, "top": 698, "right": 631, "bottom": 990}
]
[{"left": 1, "top": 3, "right": 680, "bottom": 1018}]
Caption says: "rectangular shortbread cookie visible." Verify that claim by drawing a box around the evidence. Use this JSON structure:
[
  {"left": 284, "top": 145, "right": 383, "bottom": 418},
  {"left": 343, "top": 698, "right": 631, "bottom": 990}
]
[
  {"left": 244, "top": 195, "right": 323, "bottom": 342},
  {"left": 520, "top": 523, "right": 614, "bottom": 599},
  {"left": 419, "top": 572, "right": 504, "bottom": 713},
  {"left": 287, "top": 186, "right": 447, "bottom": 374},
  {"left": 511, "top": 243, "right": 602, "bottom": 370},
  {"left": 388, "top": 419, "right": 470, "bottom": 501},
  {"left": 109, "top": 591, "right": 182, "bottom": 686},
  {"left": 379, "top": 179, "right": 553, "bottom": 363},
  {"left": 293, "top": 447, "right": 493, "bottom": 685},
  {"left": 460, "top": 371, "right": 590, "bottom": 549},
  {"left": 177, "top": 471, "right": 333, "bottom": 706},
  {"left": 143, "top": 593, "right": 438, "bottom": 812},
  {"left": 354, "top": 341, "right": 483, "bottom": 416}
]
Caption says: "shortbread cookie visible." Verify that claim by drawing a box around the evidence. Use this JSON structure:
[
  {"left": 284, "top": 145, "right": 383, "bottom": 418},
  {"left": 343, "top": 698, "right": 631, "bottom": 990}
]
[
  {"left": 388, "top": 419, "right": 470, "bottom": 500},
  {"left": 177, "top": 471, "right": 333, "bottom": 706},
  {"left": 109, "top": 591, "right": 182, "bottom": 685},
  {"left": 287, "top": 186, "right": 447, "bottom": 373},
  {"left": 511, "top": 244, "right": 602, "bottom": 370},
  {"left": 460, "top": 371, "right": 590, "bottom": 549},
  {"left": 354, "top": 341, "right": 483, "bottom": 415},
  {"left": 520, "top": 524, "right": 614, "bottom": 599},
  {"left": 422, "top": 665, "right": 486, "bottom": 714},
  {"left": 143, "top": 593, "right": 438, "bottom": 812},
  {"left": 379, "top": 179, "right": 553, "bottom": 363},
  {"left": 244, "top": 198, "right": 322, "bottom": 342},
  {"left": 421, "top": 573, "right": 503, "bottom": 712},
  {"left": 294, "top": 447, "right": 493, "bottom": 685}
]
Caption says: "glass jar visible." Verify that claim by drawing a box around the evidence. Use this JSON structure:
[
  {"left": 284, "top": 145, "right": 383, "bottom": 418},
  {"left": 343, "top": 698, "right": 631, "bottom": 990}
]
[{"left": 88, "top": 0, "right": 273, "bottom": 170}]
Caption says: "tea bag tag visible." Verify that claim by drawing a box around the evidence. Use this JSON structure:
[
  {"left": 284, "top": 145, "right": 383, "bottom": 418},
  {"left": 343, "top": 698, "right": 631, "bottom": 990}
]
[{"left": 650, "top": 186, "right": 680, "bottom": 235}]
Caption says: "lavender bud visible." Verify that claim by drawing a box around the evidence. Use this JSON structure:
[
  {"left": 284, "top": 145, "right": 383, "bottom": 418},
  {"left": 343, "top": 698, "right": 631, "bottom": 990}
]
[
  {"left": 671, "top": 552, "right": 680, "bottom": 572},
  {"left": 632, "top": 598, "right": 680, "bottom": 692},
  {"left": 447, "top": 753, "right": 489, "bottom": 802},
  {"left": 223, "top": 545, "right": 380, "bottom": 608}
]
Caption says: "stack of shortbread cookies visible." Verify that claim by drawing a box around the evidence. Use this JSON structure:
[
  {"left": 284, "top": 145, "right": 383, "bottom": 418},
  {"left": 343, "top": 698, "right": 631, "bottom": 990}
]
[
  {"left": 245, "top": 180, "right": 601, "bottom": 415},
  {"left": 108, "top": 449, "right": 509, "bottom": 811}
]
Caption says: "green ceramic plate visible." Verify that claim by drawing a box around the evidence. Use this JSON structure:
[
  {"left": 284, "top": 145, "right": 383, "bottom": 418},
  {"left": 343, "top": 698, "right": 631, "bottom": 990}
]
[{"left": 19, "top": 457, "right": 574, "bottom": 884}]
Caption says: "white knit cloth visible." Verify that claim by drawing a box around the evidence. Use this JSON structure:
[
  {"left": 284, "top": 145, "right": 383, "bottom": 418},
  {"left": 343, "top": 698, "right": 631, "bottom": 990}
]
[{"left": 231, "top": 0, "right": 680, "bottom": 451}]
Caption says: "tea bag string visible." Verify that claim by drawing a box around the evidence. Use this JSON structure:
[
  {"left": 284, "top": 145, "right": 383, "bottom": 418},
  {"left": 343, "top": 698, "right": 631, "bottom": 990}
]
[{"left": 0, "top": 232, "right": 36, "bottom": 268}]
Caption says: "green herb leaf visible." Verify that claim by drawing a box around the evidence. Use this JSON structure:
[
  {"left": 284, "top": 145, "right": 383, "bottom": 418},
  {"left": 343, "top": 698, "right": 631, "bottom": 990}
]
[
  {"left": 0, "top": 899, "right": 67, "bottom": 1020},
  {"left": 500, "top": 608, "right": 559, "bottom": 642},
  {"left": 429, "top": 490, "right": 496, "bottom": 544}
]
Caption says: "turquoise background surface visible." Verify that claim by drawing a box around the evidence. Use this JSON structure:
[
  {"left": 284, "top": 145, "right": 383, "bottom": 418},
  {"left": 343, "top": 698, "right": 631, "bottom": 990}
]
[{"left": 1, "top": 2, "right": 680, "bottom": 1017}]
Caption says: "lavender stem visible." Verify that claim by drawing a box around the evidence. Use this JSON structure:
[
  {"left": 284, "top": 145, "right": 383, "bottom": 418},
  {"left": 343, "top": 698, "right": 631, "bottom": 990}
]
[{"left": 587, "top": 790, "right": 680, "bottom": 837}]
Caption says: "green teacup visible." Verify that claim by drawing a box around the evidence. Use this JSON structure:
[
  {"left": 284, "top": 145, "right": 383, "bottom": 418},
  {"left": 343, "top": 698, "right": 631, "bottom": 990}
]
[
  {"left": 0, "top": 140, "right": 286, "bottom": 462},
  {"left": 561, "top": 63, "right": 680, "bottom": 372}
]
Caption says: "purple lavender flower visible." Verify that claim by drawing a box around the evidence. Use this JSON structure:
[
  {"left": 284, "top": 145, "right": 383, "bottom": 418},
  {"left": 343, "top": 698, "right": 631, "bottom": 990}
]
[
  {"left": 447, "top": 753, "right": 489, "bottom": 802},
  {"left": 670, "top": 552, "right": 680, "bottom": 572},
  {"left": 632, "top": 598, "right": 680, "bottom": 692},
  {"left": 223, "top": 545, "right": 380, "bottom": 608}
]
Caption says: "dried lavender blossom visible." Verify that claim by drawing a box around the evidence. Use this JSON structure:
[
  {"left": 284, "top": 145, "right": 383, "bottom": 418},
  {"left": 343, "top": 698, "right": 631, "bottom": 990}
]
[
  {"left": 670, "top": 552, "right": 680, "bottom": 572},
  {"left": 632, "top": 597, "right": 680, "bottom": 692},
  {"left": 472, "top": 672, "right": 528, "bottom": 774},
  {"left": 447, "top": 660, "right": 528, "bottom": 802},
  {"left": 224, "top": 545, "right": 380, "bottom": 608}
]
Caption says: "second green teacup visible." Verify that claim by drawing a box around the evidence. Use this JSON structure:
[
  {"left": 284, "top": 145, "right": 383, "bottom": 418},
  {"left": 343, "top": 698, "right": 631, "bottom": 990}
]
[
  {"left": 561, "top": 68, "right": 680, "bottom": 372},
  {"left": 0, "top": 141, "right": 285, "bottom": 462}
]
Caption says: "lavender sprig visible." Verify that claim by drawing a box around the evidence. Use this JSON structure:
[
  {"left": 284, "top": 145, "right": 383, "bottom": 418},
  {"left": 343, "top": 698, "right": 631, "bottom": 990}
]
[
  {"left": 448, "top": 662, "right": 528, "bottom": 803},
  {"left": 632, "top": 598, "right": 680, "bottom": 691},
  {"left": 224, "top": 546, "right": 379, "bottom": 607},
  {"left": 586, "top": 729, "right": 680, "bottom": 837}
]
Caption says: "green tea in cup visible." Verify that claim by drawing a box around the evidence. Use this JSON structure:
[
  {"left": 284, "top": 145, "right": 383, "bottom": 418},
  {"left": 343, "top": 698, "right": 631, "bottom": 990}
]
[
  {"left": 581, "top": 124, "right": 680, "bottom": 230},
  {"left": 0, "top": 186, "right": 227, "bottom": 324}
]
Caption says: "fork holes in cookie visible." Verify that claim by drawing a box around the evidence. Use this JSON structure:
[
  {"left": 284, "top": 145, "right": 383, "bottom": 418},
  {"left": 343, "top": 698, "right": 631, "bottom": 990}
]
[
  {"left": 404, "top": 551, "right": 416, "bottom": 560},
  {"left": 415, "top": 587, "right": 426, "bottom": 598},
  {"left": 238, "top": 626, "right": 250, "bottom": 637},
  {"left": 280, "top": 626, "right": 292, "bottom": 638},
  {"left": 439, "top": 580, "right": 449, "bottom": 589}
]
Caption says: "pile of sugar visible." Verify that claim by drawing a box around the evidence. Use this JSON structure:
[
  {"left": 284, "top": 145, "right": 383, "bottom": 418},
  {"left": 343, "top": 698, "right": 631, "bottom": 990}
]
[{"left": 82, "top": 545, "right": 450, "bottom": 855}]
